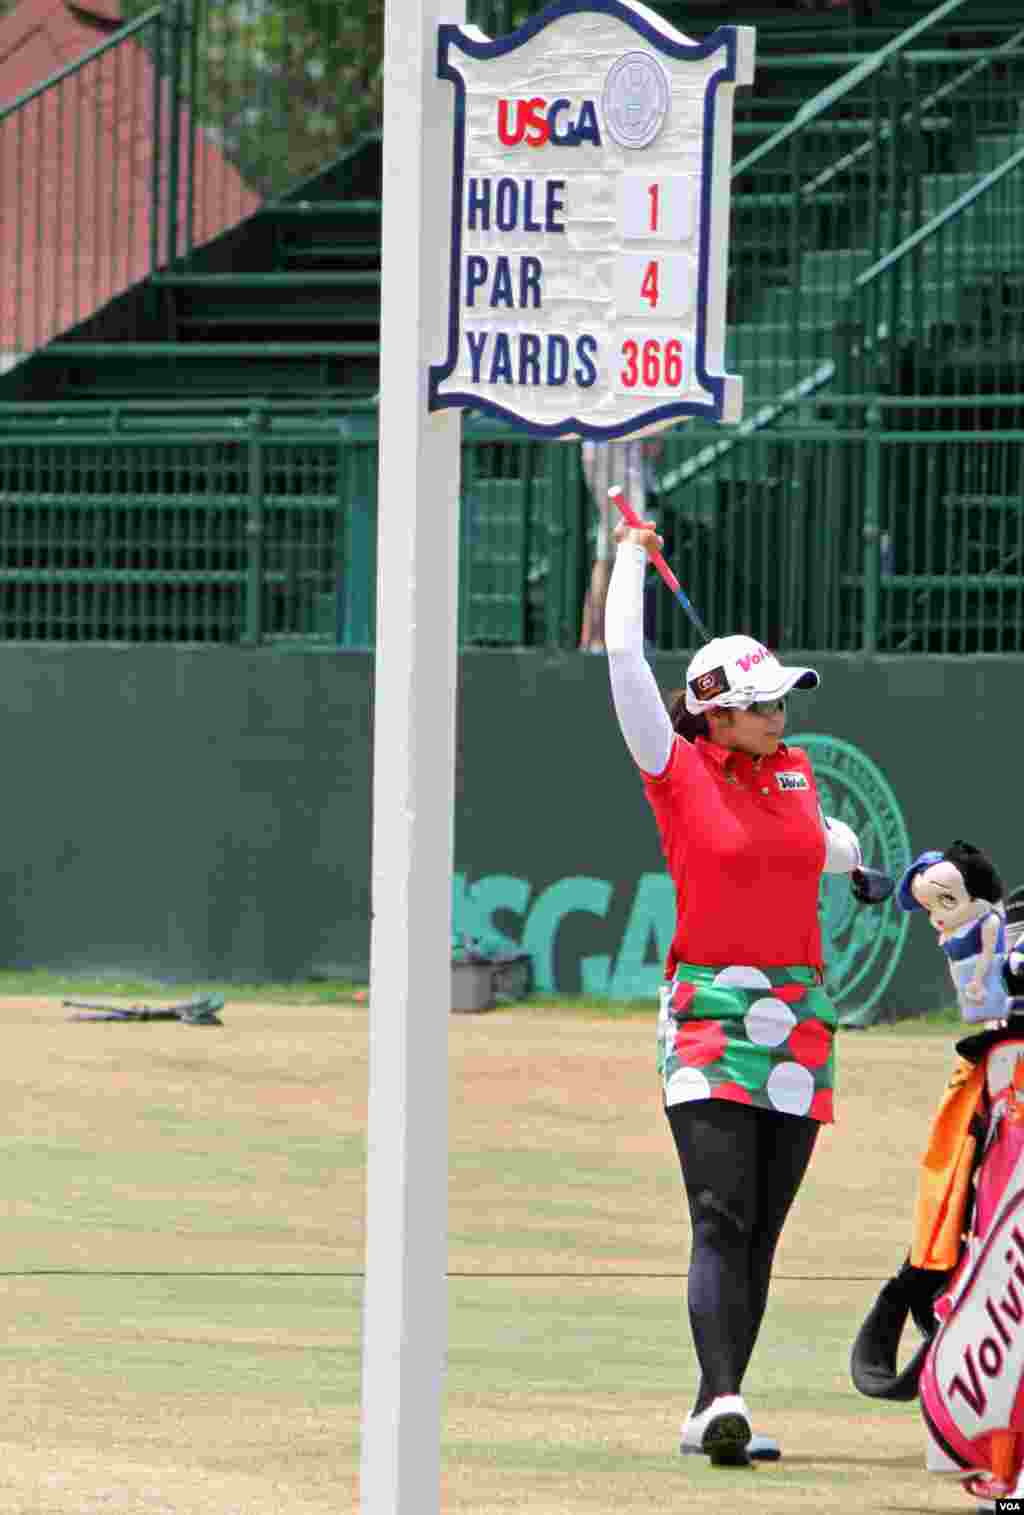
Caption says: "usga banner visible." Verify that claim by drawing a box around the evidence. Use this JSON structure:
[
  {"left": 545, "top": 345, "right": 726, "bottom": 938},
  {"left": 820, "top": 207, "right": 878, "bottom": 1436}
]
[{"left": 429, "top": 0, "right": 756, "bottom": 438}]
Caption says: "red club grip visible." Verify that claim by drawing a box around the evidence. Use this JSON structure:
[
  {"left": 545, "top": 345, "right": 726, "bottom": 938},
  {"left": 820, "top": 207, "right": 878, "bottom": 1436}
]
[{"left": 608, "top": 486, "right": 682, "bottom": 595}]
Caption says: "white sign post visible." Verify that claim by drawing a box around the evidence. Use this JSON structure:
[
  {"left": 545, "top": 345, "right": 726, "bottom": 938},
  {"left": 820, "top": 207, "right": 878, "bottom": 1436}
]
[
  {"left": 361, "top": 5, "right": 752, "bottom": 1514},
  {"left": 359, "top": 0, "right": 464, "bottom": 1512}
]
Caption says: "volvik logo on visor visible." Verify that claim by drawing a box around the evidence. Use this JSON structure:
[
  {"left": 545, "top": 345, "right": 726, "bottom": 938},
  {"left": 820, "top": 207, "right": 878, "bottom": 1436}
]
[{"left": 689, "top": 666, "right": 729, "bottom": 702}]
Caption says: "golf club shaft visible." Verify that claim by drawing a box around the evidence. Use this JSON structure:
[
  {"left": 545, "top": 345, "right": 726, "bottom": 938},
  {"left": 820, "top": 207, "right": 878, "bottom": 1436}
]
[{"left": 608, "top": 486, "right": 712, "bottom": 644}]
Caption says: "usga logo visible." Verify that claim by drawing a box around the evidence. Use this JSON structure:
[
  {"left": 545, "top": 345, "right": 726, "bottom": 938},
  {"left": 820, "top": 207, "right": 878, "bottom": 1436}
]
[{"left": 497, "top": 97, "right": 603, "bottom": 148}]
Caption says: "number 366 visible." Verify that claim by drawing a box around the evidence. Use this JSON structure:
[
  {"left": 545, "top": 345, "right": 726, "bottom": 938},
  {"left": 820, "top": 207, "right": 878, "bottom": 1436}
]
[{"left": 620, "top": 338, "right": 685, "bottom": 389}]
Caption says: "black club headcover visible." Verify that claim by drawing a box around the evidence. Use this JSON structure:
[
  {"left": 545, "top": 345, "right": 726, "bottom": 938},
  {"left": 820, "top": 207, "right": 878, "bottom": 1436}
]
[
  {"left": 850, "top": 1259, "right": 950, "bottom": 1401},
  {"left": 850, "top": 866, "right": 896, "bottom": 907}
]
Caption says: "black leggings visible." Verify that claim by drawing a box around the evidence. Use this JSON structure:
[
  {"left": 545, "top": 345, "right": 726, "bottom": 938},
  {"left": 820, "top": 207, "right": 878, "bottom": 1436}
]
[{"left": 666, "top": 1099, "right": 819, "bottom": 1414}]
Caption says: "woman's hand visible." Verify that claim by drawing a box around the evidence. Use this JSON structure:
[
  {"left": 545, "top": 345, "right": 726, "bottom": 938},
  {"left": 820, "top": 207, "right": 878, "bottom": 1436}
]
[{"left": 614, "top": 519, "right": 663, "bottom": 556}]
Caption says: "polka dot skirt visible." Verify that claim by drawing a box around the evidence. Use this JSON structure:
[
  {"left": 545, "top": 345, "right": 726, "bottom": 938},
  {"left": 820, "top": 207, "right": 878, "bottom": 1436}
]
[{"left": 657, "top": 963, "right": 837, "bottom": 1122}]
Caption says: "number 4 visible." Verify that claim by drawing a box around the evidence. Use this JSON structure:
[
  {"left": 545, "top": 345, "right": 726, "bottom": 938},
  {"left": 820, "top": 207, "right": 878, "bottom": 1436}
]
[{"left": 641, "top": 260, "right": 659, "bottom": 310}]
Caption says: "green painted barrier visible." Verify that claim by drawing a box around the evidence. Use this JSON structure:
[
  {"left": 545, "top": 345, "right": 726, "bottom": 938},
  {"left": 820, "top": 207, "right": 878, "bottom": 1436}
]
[{"left": 0, "top": 645, "right": 1020, "bottom": 1025}]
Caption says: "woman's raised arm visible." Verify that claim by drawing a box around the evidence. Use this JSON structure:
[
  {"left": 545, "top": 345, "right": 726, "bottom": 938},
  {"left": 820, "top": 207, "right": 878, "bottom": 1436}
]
[{"left": 605, "top": 535, "right": 673, "bottom": 777}]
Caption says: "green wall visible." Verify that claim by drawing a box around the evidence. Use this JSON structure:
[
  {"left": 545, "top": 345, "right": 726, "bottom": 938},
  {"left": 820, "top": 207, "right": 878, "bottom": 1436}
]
[
  {"left": 2, "top": 647, "right": 372, "bottom": 985},
  {"left": 454, "top": 651, "right": 1018, "bottom": 1020},
  {"left": 1, "top": 646, "right": 1017, "bottom": 1018}
]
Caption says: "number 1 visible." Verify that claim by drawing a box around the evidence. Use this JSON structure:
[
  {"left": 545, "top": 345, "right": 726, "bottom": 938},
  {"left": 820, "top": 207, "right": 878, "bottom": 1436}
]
[{"left": 648, "top": 183, "right": 659, "bottom": 233}]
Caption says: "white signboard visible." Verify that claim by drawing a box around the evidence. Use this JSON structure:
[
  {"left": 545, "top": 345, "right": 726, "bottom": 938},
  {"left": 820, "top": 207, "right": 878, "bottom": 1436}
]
[{"left": 429, "top": 0, "right": 755, "bottom": 439}]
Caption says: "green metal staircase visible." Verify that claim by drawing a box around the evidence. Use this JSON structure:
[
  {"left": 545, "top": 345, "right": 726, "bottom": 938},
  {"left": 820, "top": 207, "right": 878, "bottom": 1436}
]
[
  {"left": 1, "top": 134, "right": 383, "bottom": 407},
  {"left": 650, "top": 0, "right": 1024, "bottom": 655},
  {"left": 0, "top": 0, "right": 956, "bottom": 414},
  {"left": 2, "top": 1, "right": 866, "bottom": 651},
  {"left": 0, "top": 0, "right": 1022, "bottom": 651},
  {"left": 1, "top": 0, "right": 999, "bottom": 417}
]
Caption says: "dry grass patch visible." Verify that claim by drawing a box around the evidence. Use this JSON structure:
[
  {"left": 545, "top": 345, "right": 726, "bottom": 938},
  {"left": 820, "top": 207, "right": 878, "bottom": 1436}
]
[{"left": 0, "top": 993, "right": 976, "bottom": 1513}]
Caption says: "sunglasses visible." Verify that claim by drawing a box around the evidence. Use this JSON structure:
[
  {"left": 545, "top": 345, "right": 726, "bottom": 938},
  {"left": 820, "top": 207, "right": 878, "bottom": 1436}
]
[{"left": 745, "top": 696, "right": 787, "bottom": 718}]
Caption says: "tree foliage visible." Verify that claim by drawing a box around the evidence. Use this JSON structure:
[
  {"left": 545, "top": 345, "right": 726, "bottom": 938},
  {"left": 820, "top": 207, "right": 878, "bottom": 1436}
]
[
  {"left": 122, "top": 0, "right": 545, "bottom": 196},
  {"left": 192, "top": 0, "right": 552, "bottom": 194},
  {"left": 197, "top": 0, "right": 388, "bottom": 192}
]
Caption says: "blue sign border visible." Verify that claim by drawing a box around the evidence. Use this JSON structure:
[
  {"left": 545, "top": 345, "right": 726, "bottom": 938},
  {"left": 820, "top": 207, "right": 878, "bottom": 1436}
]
[{"left": 428, "top": 0, "right": 743, "bottom": 439}]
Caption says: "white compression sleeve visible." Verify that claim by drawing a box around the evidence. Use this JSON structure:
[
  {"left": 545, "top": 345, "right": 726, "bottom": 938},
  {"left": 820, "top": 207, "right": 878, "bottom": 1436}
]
[{"left": 605, "top": 541, "right": 673, "bottom": 776}]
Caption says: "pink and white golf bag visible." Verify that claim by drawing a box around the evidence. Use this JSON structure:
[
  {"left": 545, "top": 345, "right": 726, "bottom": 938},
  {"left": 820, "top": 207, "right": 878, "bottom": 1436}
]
[
  {"left": 919, "top": 1040, "right": 1024, "bottom": 1492},
  {"left": 853, "top": 889, "right": 1024, "bottom": 1503}
]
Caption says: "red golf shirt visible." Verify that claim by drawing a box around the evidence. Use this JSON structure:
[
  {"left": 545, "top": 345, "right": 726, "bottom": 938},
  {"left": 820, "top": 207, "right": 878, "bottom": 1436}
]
[{"left": 642, "top": 735, "right": 826, "bottom": 976}]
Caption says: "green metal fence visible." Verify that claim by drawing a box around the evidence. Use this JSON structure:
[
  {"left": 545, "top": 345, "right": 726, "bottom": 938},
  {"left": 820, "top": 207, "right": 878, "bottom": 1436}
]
[
  {"left": 0, "top": 398, "right": 1020, "bottom": 655},
  {"left": 1, "top": 1, "right": 1023, "bottom": 655},
  {"left": 719, "top": 6, "right": 1023, "bottom": 411},
  {"left": 0, "top": 428, "right": 338, "bottom": 644},
  {"left": 858, "top": 411, "right": 1024, "bottom": 655},
  {"left": 0, "top": 0, "right": 989, "bottom": 367},
  {"left": 0, "top": 411, "right": 581, "bottom": 647},
  {"left": 0, "top": 0, "right": 1009, "bottom": 373},
  {"left": 646, "top": 406, "right": 1024, "bottom": 657},
  {"left": 641, "top": 7, "right": 1024, "bottom": 660},
  {"left": 840, "top": 138, "right": 1024, "bottom": 398}
]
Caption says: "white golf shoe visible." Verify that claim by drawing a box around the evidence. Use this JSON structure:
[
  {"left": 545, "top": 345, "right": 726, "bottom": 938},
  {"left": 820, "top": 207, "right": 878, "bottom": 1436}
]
[{"left": 678, "top": 1394, "right": 762, "bottom": 1466}]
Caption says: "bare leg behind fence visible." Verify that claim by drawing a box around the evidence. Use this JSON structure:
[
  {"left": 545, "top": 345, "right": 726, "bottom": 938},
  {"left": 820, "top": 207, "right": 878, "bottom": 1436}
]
[{"left": 580, "top": 442, "right": 645, "bottom": 651}]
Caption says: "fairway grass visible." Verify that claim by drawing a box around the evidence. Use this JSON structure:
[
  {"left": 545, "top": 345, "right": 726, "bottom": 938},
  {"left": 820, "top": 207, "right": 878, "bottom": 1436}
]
[
  {"left": 440, "top": 1277, "right": 962, "bottom": 1515},
  {"left": 0, "top": 993, "right": 982, "bottom": 1513},
  {"left": 0, "top": 1274, "right": 359, "bottom": 1515}
]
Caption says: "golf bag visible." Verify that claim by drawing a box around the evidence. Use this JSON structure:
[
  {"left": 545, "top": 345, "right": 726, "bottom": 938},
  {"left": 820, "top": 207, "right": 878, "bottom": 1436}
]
[
  {"left": 852, "top": 887, "right": 1024, "bottom": 1499},
  {"left": 918, "top": 1035, "right": 1024, "bottom": 1488}
]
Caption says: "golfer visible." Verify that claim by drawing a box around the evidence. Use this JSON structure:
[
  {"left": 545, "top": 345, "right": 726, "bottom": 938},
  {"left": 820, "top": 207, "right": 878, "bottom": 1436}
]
[{"left": 605, "top": 520, "right": 867, "bottom": 1468}]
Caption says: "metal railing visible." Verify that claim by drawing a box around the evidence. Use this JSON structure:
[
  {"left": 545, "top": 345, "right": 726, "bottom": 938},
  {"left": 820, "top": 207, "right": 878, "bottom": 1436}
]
[
  {"left": 834, "top": 150, "right": 1024, "bottom": 653},
  {"left": 1, "top": 391, "right": 1020, "bottom": 657},
  {"left": 858, "top": 411, "right": 1024, "bottom": 656},
  {"left": 0, "top": 0, "right": 1022, "bottom": 657},
  {"left": 0, "top": 9, "right": 163, "bottom": 362},
  {"left": 658, "top": 11, "right": 1024, "bottom": 505},
  {"left": 645, "top": 405, "right": 1024, "bottom": 658},
  {"left": 0, "top": 411, "right": 579, "bottom": 647},
  {"left": 0, "top": 0, "right": 977, "bottom": 369},
  {"left": 647, "top": 128, "right": 1024, "bottom": 659},
  {"left": 0, "top": 4, "right": 261, "bottom": 366},
  {"left": 719, "top": 11, "right": 1024, "bottom": 417},
  {"left": 841, "top": 139, "right": 1024, "bottom": 398},
  {"left": 660, "top": 40, "right": 1024, "bottom": 441},
  {"left": 644, "top": 9, "right": 1024, "bottom": 659}
]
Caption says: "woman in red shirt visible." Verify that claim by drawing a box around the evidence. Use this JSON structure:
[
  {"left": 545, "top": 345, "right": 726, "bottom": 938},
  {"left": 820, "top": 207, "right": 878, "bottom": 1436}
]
[{"left": 606, "top": 518, "right": 881, "bottom": 1468}]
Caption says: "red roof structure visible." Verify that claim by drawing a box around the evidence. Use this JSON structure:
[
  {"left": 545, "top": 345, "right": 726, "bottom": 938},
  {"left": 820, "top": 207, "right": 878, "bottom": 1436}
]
[{"left": 0, "top": 0, "right": 261, "bottom": 358}]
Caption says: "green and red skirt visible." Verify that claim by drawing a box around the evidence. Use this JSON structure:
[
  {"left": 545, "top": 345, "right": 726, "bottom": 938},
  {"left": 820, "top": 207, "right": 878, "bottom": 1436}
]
[{"left": 657, "top": 962, "right": 838, "bottom": 1123}]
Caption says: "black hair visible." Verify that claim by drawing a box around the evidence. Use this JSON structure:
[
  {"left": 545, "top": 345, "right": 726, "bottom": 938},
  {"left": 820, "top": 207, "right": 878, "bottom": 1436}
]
[
  {"left": 944, "top": 840, "right": 1004, "bottom": 905},
  {"left": 667, "top": 688, "right": 710, "bottom": 743}
]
